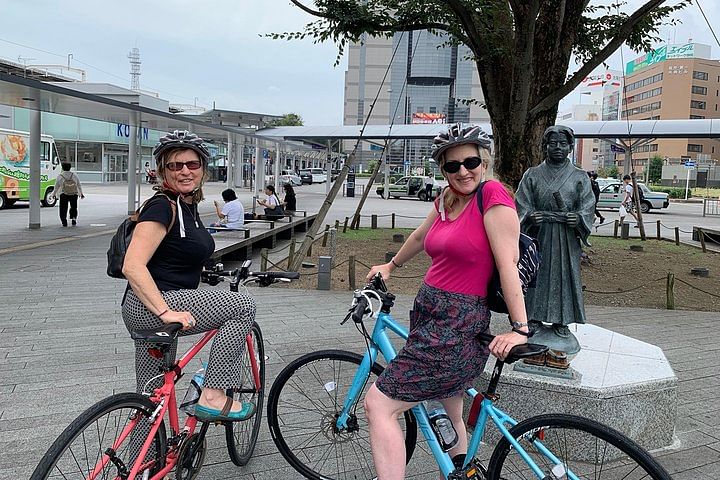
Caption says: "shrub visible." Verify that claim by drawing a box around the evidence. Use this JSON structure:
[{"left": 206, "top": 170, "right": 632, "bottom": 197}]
[{"left": 650, "top": 186, "right": 691, "bottom": 198}]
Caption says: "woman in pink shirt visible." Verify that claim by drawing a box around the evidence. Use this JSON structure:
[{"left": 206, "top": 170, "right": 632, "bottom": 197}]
[{"left": 364, "top": 124, "right": 531, "bottom": 479}]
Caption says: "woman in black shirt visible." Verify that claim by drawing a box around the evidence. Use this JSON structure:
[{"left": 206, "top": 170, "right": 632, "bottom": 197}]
[
  {"left": 282, "top": 183, "right": 297, "bottom": 213},
  {"left": 122, "top": 130, "right": 257, "bottom": 423}
]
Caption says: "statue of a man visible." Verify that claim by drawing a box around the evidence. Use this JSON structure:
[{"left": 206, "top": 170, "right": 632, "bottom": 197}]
[{"left": 515, "top": 125, "right": 595, "bottom": 359}]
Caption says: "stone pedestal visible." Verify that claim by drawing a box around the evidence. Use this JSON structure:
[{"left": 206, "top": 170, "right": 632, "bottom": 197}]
[{"left": 476, "top": 324, "right": 677, "bottom": 452}]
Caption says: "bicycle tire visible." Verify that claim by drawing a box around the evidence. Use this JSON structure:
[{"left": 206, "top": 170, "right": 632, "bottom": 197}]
[
  {"left": 30, "top": 392, "right": 167, "bottom": 480},
  {"left": 487, "top": 413, "right": 671, "bottom": 480},
  {"left": 267, "top": 349, "right": 418, "bottom": 480},
  {"left": 225, "top": 321, "right": 265, "bottom": 466}
]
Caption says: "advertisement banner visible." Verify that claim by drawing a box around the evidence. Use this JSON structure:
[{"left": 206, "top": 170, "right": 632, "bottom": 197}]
[
  {"left": 625, "top": 46, "right": 667, "bottom": 74},
  {"left": 666, "top": 43, "right": 695, "bottom": 59},
  {"left": 411, "top": 113, "right": 446, "bottom": 124}
]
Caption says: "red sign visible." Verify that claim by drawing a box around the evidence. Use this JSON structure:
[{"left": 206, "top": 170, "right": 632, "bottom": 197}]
[{"left": 411, "top": 113, "right": 446, "bottom": 124}]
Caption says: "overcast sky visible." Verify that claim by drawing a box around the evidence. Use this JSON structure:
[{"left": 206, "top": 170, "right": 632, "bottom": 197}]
[{"left": 1, "top": 1, "right": 718, "bottom": 125}]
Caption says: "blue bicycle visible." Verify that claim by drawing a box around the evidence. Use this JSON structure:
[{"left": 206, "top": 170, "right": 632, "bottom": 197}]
[{"left": 267, "top": 275, "right": 671, "bottom": 479}]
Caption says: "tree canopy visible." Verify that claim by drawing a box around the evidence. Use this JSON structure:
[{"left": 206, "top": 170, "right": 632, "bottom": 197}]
[
  {"left": 269, "top": 112, "right": 304, "bottom": 126},
  {"left": 275, "top": 0, "right": 689, "bottom": 187}
]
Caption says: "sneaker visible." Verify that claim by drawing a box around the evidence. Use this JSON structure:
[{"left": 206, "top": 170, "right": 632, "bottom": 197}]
[
  {"left": 71, "top": 219, "right": 77, "bottom": 226},
  {"left": 61, "top": 220, "right": 67, "bottom": 227},
  {"left": 599, "top": 216, "right": 605, "bottom": 224}
]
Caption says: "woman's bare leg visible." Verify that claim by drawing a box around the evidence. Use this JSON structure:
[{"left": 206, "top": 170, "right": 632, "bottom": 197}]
[{"left": 365, "top": 383, "right": 417, "bottom": 480}]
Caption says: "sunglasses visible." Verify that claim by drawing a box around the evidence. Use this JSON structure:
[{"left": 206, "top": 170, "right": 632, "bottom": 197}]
[
  {"left": 442, "top": 156, "right": 483, "bottom": 174},
  {"left": 165, "top": 160, "right": 203, "bottom": 171}
]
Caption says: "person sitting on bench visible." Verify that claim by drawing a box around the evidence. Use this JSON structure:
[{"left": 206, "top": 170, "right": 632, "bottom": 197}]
[
  {"left": 282, "top": 183, "right": 297, "bottom": 215},
  {"left": 257, "top": 185, "right": 285, "bottom": 220},
  {"left": 211, "top": 188, "right": 245, "bottom": 228}
]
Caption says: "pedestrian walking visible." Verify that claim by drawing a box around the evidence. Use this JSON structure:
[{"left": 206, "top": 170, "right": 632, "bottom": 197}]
[
  {"left": 52, "top": 162, "right": 84, "bottom": 227},
  {"left": 619, "top": 174, "right": 638, "bottom": 226}
]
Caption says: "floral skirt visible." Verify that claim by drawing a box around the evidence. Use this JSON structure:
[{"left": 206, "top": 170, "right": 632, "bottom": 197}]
[{"left": 375, "top": 283, "right": 491, "bottom": 402}]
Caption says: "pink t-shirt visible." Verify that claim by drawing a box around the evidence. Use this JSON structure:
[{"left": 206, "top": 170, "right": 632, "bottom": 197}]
[{"left": 424, "top": 180, "right": 516, "bottom": 296}]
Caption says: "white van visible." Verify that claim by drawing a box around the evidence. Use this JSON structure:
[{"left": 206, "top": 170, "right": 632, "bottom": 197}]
[
  {"left": 309, "top": 168, "right": 327, "bottom": 183},
  {"left": 0, "top": 128, "right": 60, "bottom": 209}
]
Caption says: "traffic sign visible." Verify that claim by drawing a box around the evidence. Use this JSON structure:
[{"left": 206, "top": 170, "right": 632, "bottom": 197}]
[
  {"left": 610, "top": 145, "right": 626, "bottom": 153},
  {"left": 684, "top": 161, "right": 696, "bottom": 169}
]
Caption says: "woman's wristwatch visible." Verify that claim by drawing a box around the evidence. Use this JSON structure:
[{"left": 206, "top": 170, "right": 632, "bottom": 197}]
[{"left": 510, "top": 320, "right": 534, "bottom": 337}]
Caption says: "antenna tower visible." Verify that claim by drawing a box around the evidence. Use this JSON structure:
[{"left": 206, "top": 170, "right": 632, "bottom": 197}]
[{"left": 128, "top": 48, "right": 141, "bottom": 90}]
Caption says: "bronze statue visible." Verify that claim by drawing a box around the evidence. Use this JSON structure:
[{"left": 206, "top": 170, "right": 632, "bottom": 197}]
[{"left": 515, "top": 125, "right": 595, "bottom": 367}]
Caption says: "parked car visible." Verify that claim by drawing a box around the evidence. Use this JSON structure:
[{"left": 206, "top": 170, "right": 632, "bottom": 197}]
[
  {"left": 298, "top": 169, "right": 313, "bottom": 185},
  {"left": 596, "top": 177, "right": 616, "bottom": 189},
  {"left": 597, "top": 181, "right": 670, "bottom": 213},
  {"left": 299, "top": 168, "right": 327, "bottom": 184},
  {"left": 331, "top": 169, "right": 341, "bottom": 181},
  {"left": 376, "top": 176, "right": 442, "bottom": 201},
  {"left": 280, "top": 170, "right": 302, "bottom": 186}
]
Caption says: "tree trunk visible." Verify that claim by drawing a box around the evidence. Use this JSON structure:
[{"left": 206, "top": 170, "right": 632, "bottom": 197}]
[{"left": 492, "top": 109, "right": 558, "bottom": 189}]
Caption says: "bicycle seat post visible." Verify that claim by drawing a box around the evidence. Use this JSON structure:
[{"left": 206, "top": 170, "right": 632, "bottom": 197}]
[{"left": 484, "top": 360, "right": 505, "bottom": 400}]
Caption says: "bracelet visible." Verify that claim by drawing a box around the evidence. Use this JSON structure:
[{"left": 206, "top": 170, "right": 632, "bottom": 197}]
[
  {"left": 510, "top": 320, "right": 529, "bottom": 329},
  {"left": 512, "top": 327, "right": 533, "bottom": 338},
  {"left": 391, "top": 258, "right": 403, "bottom": 268},
  {"left": 157, "top": 309, "right": 169, "bottom": 318}
]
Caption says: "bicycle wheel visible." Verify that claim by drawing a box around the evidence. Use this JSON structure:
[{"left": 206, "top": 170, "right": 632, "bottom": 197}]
[
  {"left": 267, "top": 349, "right": 418, "bottom": 480},
  {"left": 487, "top": 414, "right": 671, "bottom": 480},
  {"left": 31, "top": 393, "right": 167, "bottom": 480},
  {"left": 225, "top": 321, "right": 265, "bottom": 466}
]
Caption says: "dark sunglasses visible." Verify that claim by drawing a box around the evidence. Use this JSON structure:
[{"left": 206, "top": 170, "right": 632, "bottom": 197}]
[
  {"left": 442, "top": 156, "right": 482, "bottom": 174},
  {"left": 165, "top": 160, "right": 203, "bottom": 171}
]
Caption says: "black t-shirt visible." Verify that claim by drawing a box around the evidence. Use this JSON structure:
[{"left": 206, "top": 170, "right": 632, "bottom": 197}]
[
  {"left": 137, "top": 195, "right": 215, "bottom": 291},
  {"left": 284, "top": 193, "right": 297, "bottom": 211}
]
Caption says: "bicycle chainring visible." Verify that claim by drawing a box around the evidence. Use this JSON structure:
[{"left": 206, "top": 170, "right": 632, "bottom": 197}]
[{"left": 175, "top": 433, "right": 207, "bottom": 480}]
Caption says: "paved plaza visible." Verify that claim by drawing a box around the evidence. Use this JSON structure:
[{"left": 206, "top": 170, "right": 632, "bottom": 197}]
[{"left": 1, "top": 185, "right": 720, "bottom": 478}]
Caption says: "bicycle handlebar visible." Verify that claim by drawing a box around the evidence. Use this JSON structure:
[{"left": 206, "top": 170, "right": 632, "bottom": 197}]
[{"left": 201, "top": 261, "right": 299, "bottom": 289}]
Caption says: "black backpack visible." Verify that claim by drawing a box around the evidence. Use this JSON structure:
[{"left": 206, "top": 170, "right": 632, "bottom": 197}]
[
  {"left": 476, "top": 182, "right": 541, "bottom": 314},
  {"left": 106, "top": 193, "right": 177, "bottom": 279}
]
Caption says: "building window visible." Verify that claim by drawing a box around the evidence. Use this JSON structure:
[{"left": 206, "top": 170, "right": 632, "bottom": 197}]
[
  {"left": 687, "top": 144, "right": 703, "bottom": 153},
  {"left": 690, "top": 100, "right": 706, "bottom": 110},
  {"left": 623, "top": 87, "right": 662, "bottom": 105},
  {"left": 621, "top": 101, "right": 661, "bottom": 118},
  {"left": 624, "top": 73, "right": 663, "bottom": 92},
  {"left": 691, "top": 85, "right": 707, "bottom": 95},
  {"left": 692, "top": 71, "right": 708, "bottom": 81},
  {"left": 690, "top": 115, "right": 705, "bottom": 119}
]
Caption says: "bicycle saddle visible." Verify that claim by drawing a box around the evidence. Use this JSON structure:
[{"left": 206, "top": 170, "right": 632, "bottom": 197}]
[
  {"left": 504, "top": 343, "right": 549, "bottom": 365},
  {"left": 130, "top": 323, "right": 183, "bottom": 345}
]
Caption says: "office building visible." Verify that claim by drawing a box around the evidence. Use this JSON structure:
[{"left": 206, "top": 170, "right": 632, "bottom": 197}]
[
  {"left": 619, "top": 43, "right": 720, "bottom": 175},
  {"left": 344, "top": 31, "right": 489, "bottom": 169}
]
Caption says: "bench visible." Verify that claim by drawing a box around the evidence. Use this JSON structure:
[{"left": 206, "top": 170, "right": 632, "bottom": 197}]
[
  {"left": 692, "top": 226, "right": 720, "bottom": 245},
  {"left": 206, "top": 226, "right": 251, "bottom": 239},
  {"left": 212, "top": 214, "right": 317, "bottom": 262}
]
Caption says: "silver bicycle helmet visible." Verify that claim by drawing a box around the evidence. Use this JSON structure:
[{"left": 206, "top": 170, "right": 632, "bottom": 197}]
[
  {"left": 431, "top": 123, "right": 491, "bottom": 160},
  {"left": 153, "top": 130, "right": 210, "bottom": 163}
]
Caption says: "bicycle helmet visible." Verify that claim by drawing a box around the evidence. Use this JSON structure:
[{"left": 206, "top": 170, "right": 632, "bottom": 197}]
[
  {"left": 431, "top": 123, "right": 491, "bottom": 161},
  {"left": 153, "top": 130, "right": 210, "bottom": 163}
]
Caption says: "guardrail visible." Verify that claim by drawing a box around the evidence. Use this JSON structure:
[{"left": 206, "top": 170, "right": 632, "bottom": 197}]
[{"left": 703, "top": 198, "right": 720, "bottom": 217}]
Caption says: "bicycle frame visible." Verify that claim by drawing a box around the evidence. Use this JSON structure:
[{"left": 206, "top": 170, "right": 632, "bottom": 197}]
[
  {"left": 88, "top": 328, "right": 263, "bottom": 480},
  {"left": 336, "top": 309, "right": 577, "bottom": 480}
]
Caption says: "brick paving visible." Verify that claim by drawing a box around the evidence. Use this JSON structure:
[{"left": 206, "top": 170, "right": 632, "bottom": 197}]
[{"left": 1, "top": 194, "right": 719, "bottom": 478}]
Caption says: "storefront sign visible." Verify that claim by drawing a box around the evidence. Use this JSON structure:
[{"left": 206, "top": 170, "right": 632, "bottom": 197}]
[
  {"left": 625, "top": 43, "right": 699, "bottom": 74},
  {"left": 667, "top": 43, "right": 695, "bottom": 59},
  {"left": 581, "top": 72, "right": 621, "bottom": 89},
  {"left": 411, "top": 112, "right": 446, "bottom": 124},
  {"left": 116, "top": 124, "right": 149, "bottom": 140}
]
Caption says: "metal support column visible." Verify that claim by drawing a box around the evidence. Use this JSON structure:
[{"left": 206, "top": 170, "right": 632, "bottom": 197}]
[
  {"left": 127, "top": 112, "right": 138, "bottom": 215},
  {"left": 226, "top": 132, "right": 233, "bottom": 188},
  {"left": 274, "top": 141, "right": 282, "bottom": 193},
  {"left": 255, "top": 139, "right": 264, "bottom": 195},
  {"left": 28, "top": 108, "right": 41, "bottom": 229}
]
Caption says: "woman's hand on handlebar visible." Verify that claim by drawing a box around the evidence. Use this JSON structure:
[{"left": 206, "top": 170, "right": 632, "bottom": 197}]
[
  {"left": 161, "top": 310, "right": 197, "bottom": 331},
  {"left": 365, "top": 263, "right": 392, "bottom": 282},
  {"left": 489, "top": 331, "right": 527, "bottom": 360}
]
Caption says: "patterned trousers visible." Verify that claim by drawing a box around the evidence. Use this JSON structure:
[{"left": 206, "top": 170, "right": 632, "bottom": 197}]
[{"left": 122, "top": 288, "right": 256, "bottom": 395}]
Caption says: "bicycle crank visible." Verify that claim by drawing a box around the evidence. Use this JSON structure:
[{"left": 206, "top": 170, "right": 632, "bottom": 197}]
[
  {"left": 448, "top": 457, "right": 488, "bottom": 480},
  {"left": 175, "top": 433, "right": 207, "bottom": 480}
]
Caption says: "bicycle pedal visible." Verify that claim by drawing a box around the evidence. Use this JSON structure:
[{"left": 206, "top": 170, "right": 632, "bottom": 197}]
[{"left": 448, "top": 458, "right": 487, "bottom": 480}]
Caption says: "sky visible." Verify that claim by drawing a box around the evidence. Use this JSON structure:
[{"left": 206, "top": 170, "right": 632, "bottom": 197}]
[{"left": 1, "top": 0, "right": 718, "bottom": 126}]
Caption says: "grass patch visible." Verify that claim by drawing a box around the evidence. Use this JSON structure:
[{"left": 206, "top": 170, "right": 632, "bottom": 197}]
[
  {"left": 589, "top": 235, "right": 707, "bottom": 257},
  {"left": 339, "top": 227, "right": 414, "bottom": 241}
]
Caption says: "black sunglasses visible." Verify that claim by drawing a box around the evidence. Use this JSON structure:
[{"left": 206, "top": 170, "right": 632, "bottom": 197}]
[{"left": 442, "top": 156, "right": 482, "bottom": 174}]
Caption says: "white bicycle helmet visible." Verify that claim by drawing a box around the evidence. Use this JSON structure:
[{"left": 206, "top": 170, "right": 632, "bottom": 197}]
[
  {"left": 431, "top": 123, "right": 491, "bottom": 161},
  {"left": 153, "top": 130, "right": 210, "bottom": 163}
]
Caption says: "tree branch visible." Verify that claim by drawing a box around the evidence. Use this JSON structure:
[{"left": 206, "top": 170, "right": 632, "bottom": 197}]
[
  {"left": 289, "top": 0, "right": 326, "bottom": 18},
  {"left": 529, "top": 0, "right": 667, "bottom": 118}
]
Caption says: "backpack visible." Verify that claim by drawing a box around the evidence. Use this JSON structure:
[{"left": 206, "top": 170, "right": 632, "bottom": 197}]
[
  {"left": 106, "top": 193, "right": 177, "bottom": 279},
  {"left": 476, "top": 181, "right": 541, "bottom": 314},
  {"left": 62, "top": 173, "right": 79, "bottom": 195}
]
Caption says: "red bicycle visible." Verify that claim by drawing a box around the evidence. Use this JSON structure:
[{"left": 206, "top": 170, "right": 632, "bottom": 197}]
[{"left": 31, "top": 261, "right": 299, "bottom": 480}]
